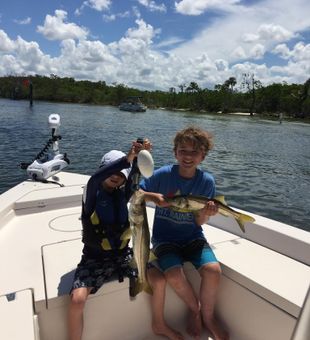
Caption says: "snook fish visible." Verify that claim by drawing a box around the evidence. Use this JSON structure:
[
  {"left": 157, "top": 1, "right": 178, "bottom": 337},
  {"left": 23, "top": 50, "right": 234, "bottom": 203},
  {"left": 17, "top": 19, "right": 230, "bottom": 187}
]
[
  {"left": 165, "top": 195, "right": 255, "bottom": 233},
  {"left": 129, "top": 190, "right": 152, "bottom": 297}
]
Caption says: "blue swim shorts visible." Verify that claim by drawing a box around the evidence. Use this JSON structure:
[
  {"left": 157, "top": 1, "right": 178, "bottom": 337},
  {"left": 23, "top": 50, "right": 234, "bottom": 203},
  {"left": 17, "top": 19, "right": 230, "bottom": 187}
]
[{"left": 151, "top": 238, "right": 218, "bottom": 272}]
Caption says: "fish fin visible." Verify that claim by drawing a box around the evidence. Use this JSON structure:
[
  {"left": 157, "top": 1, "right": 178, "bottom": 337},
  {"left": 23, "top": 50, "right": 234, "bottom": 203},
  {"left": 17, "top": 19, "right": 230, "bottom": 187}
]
[
  {"left": 149, "top": 251, "right": 157, "bottom": 262},
  {"left": 130, "top": 279, "right": 140, "bottom": 298},
  {"left": 214, "top": 195, "right": 227, "bottom": 205},
  {"left": 120, "top": 228, "right": 132, "bottom": 240},
  {"left": 144, "top": 282, "right": 153, "bottom": 295},
  {"left": 236, "top": 220, "right": 245, "bottom": 233},
  {"left": 237, "top": 213, "right": 255, "bottom": 233}
]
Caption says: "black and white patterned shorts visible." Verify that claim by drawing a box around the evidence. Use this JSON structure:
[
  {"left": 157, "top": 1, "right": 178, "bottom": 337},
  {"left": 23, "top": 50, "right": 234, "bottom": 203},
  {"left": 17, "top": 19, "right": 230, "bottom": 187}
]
[{"left": 71, "top": 251, "right": 135, "bottom": 294}]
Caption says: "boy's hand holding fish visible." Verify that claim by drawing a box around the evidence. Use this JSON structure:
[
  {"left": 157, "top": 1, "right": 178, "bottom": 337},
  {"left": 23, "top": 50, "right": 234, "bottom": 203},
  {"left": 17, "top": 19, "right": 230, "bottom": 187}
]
[{"left": 194, "top": 200, "right": 219, "bottom": 225}]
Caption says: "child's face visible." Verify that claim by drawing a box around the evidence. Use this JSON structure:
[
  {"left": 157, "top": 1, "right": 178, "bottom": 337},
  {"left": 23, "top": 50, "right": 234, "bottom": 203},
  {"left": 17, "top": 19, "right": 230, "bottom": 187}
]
[
  {"left": 103, "top": 173, "right": 126, "bottom": 190},
  {"left": 175, "top": 141, "right": 206, "bottom": 170}
]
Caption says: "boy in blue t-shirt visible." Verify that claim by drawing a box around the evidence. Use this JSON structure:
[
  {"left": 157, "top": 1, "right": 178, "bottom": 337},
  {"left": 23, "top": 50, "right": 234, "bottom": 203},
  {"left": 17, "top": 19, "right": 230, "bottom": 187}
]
[{"left": 140, "top": 126, "right": 228, "bottom": 340}]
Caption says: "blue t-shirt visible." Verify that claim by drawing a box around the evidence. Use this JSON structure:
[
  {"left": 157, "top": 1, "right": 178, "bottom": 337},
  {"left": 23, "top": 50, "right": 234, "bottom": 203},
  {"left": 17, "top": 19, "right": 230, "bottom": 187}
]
[{"left": 140, "top": 164, "right": 215, "bottom": 244}]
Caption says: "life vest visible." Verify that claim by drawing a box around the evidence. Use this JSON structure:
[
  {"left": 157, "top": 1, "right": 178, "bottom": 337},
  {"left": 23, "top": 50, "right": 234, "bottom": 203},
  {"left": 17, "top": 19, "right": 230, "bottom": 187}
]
[
  {"left": 89, "top": 210, "right": 131, "bottom": 250},
  {"left": 82, "top": 187, "right": 131, "bottom": 252}
]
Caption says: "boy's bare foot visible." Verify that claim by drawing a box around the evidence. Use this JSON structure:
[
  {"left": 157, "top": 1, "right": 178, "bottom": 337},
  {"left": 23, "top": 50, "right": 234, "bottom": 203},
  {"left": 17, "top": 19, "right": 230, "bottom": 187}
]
[
  {"left": 205, "top": 317, "right": 229, "bottom": 340},
  {"left": 153, "top": 323, "right": 184, "bottom": 340},
  {"left": 186, "top": 311, "right": 202, "bottom": 339}
]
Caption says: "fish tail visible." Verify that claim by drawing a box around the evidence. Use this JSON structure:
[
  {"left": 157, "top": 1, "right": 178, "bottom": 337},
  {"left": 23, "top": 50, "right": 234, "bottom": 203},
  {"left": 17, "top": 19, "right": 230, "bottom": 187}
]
[
  {"left": 237, "top": 213, "right": 255, "bottom": 233},
  {"left": 144, "top": 281, "right": 153, "bottom": 295},
  {"left": 130, "top": 279, "right": 153, "bottom": 298}
]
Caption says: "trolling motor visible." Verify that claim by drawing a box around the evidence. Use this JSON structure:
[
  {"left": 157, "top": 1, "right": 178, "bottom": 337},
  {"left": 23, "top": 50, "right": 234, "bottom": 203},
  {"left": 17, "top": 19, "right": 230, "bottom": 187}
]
[{"left": 20, "top": 114, "right": 70, "bottom": 182}]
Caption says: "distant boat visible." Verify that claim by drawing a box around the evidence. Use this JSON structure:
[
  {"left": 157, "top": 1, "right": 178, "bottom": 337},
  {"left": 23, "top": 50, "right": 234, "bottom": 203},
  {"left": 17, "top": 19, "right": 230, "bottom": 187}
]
[{"left": 119, "top": 96, "right": 147, "bottom": 112}]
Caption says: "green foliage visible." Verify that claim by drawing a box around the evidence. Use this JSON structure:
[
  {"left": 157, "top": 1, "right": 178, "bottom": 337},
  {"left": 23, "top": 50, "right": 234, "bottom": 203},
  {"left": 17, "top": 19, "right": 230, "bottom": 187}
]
[{"left": 0, "top": 75, "right": 309, "bottom": 119}]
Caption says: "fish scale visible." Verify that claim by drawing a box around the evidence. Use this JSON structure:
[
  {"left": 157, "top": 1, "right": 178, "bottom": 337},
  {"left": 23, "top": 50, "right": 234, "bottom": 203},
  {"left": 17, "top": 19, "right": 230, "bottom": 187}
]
[
  {"left": 129, "top": 190, "right": 152, "bottom": 297},
  {"left": 165, "top": 194, "right": 255, "bottom": 233}
]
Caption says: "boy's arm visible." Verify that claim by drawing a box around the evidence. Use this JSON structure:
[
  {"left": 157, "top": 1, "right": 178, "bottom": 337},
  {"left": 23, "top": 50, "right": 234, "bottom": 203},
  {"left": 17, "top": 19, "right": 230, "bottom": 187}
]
[
  {"left": 83, "top": 156, "right": 131, "bottom": 218},
  {"left": 139, "top": 189, "right": 171, "bottom": 208}
]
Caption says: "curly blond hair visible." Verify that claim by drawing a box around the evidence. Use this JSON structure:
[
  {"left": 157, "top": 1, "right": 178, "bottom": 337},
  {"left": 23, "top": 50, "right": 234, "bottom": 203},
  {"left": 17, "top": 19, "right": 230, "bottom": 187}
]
[{"left": 173, "top": 126, "right": 213, "bottom": 155}]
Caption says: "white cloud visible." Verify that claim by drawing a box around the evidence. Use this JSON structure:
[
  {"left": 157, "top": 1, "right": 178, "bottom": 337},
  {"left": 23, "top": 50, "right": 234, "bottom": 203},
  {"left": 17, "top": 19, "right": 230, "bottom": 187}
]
[
  {"left": 75, "top": 0, "right": 111, "bottom": 15},
  {"left": 103, "top": 14, "right": 116, "bottom": 22},
  {"left": 273, "top": 42, "right": 310, "bottom": 62},
  {"left": 232, "top": 46, "right": 246, "bottom": 59},
  {"left": 155, "top": 36, "right": 185, "bottom": 48},
  {"left": 257, "top": 24, "right": 295, "bottom": 42},
  {"left": 132, "top": 6, "right": 142, "bottom": 19},
  {"left": 0, "top": 29, "right": 15, "bottom": 52},
  {"left": 103, "top": 11, "right": 130, "bottom": 22},
  {"left": 242, "top": 33, "right": 259, "bottom": 43},
  {"left": 14, "top": 17, "right": 31, "bottom": 25},
  {"left": 215, "top": 59, "right": 229, "bottom": 71},
  {"left": 0, "top": 33, "right": 54, "bottom": 75},
  {"left": 171, "top": 0, "right": 310, "bottom": 64},
  {"left": 0, "top": 0, "right": 309, "bottom": 91},
  {"left": 270, "top": 59, "right": 310, "bottom": 84},
  {"left": 249, "top": 44, "right": 265, "bottom": 59},
  {"left": 0, "top": 54, "right": 22, "bottom": 75},
  {"left": 291, "top": 42, "right": 310, "bottom": 61},
  {"left": 243, "top": 24, "right": 294, "bottom": 44},
  {"left": 14, "top": 37, "right": 52, "bottom": 73},
  {"left": 124, "top": 19, "right": 156, "bottom": 43},
  {"left": 85, "top": 0, "right": 111, "bottom": 11},
  {"left": 37, "top": 10, "right": 89, "bottom": 41},
  {"left": 174, "top": 0, "right": 241, "bottom": 15},
  {"left": 272, "top": 43, "right": 291, "bottom": 59},
  {"left": 137, "top": 0, "right": 167, "bottom": 12}
]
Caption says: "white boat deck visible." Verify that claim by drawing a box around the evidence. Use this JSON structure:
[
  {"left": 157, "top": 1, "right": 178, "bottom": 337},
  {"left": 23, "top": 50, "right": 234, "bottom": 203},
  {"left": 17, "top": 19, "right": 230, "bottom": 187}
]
[{"left": 0, "top": 172, "right": 309, "bottom": 340}]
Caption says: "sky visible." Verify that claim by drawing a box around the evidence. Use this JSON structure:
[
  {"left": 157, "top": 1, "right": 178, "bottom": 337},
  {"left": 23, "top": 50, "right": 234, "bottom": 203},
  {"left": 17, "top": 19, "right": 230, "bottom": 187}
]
[{"left": 0, "top": 0, "right": 309, "bottom": 91}]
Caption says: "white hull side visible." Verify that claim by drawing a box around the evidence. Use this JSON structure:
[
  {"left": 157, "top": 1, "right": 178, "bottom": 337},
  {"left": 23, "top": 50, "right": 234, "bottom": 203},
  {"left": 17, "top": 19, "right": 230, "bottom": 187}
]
[{"left": 0, "top": 172, "right": 309, "bottom": 340}]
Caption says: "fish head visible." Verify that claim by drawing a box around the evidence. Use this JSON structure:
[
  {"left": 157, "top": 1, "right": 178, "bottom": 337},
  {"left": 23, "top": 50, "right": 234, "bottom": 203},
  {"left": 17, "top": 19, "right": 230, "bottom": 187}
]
[{"left": 129, "top": 190, "right": 146, "bottom": 225}]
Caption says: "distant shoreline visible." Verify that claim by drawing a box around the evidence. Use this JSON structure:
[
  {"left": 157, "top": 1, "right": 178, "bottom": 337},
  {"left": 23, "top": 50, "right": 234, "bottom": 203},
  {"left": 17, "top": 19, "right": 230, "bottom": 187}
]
[
  {"left": 0, "top": 97, "right": 309, "bottom": 123},
  {"left": 226, "top": 112, "right": 255, "bottom": 116}
]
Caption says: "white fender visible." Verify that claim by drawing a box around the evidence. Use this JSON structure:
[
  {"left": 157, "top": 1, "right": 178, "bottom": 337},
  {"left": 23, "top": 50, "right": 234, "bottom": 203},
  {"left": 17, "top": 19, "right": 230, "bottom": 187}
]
[{"left": 137, "top": 150, "right": 154, "bottom": 178}]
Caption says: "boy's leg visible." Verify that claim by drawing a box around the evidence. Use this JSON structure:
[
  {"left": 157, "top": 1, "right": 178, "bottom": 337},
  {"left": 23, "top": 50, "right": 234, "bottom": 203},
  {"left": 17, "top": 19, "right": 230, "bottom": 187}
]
[
  {"left": 67, "top": 255, "right": 114, "bottom": 340},
  {"left": 147, "top": 266, "right": 184, "bottom": 340},
  {"left": 155, "top": 243, "right": 202, "bottom": 337},
  {"left": 164, "top": 266, "right": 202, "bottom": 338},
  {"left": 199, "top": 263, "right": 229, "bottom": 340},
  {"left": 186, "top": 240, "right": 229, "bottom": 340},
  {"left": 68, "top": 287, "right": 92, "bottom": 340}
]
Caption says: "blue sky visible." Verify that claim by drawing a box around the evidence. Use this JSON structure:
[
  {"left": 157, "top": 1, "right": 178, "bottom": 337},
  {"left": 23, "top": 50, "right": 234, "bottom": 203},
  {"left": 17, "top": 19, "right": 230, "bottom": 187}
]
[{"left": 0, "top": 0, "right": 309, "bottom": 91}]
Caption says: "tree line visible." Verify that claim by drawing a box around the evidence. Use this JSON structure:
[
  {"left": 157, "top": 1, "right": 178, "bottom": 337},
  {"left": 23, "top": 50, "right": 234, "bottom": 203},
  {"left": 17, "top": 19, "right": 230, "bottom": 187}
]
[{"left": 0, "top": 74, "right": 309, "bottom": 119}]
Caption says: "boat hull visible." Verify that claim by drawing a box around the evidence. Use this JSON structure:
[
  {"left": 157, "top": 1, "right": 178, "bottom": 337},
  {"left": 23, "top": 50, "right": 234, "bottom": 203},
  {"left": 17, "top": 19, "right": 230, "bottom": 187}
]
[
  {"left": 119, "top": 103, "right": 146, "bottom": 112},
  {"left": 0, "top": 172, "right": 309, "bottom": 340}
]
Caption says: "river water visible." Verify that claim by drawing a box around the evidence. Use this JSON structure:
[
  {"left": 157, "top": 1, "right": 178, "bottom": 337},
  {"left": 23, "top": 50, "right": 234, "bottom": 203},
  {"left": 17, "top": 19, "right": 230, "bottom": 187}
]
[{"left": 0, "top": 98, "right": 309, "bottom": 232}]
